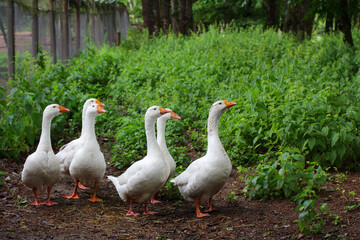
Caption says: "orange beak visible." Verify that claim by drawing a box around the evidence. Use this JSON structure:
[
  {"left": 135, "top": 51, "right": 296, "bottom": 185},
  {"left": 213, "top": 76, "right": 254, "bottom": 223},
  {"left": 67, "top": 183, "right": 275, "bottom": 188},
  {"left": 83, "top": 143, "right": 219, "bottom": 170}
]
[
  {"left": 59, "top": 105, "right": 70, "bottom": 113},
  {"left": 159, "top": 106, "right": 171, "bottom": 115},
  {"left": 96, "top": 99, "right": 105, "bottom": 107},
  {"left": 224, "top": 100, "right": 237, "bottom": 108},
  {"left": 171, "top": 111, "right": 181, "bottom": 119},
  {"left": 97, "top": 105, "right": 106, "bottom": 113}
]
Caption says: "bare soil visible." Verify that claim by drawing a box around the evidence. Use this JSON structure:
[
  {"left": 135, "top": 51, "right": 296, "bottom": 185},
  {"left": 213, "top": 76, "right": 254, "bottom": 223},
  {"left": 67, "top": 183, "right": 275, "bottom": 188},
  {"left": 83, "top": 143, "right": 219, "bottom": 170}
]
[{"left": 1, "top": 147, "right": 360, "bottom": 240}]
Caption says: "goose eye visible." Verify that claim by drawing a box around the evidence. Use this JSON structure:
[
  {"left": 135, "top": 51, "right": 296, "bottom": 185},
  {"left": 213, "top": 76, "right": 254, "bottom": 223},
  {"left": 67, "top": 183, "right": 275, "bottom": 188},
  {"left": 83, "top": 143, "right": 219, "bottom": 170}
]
[
  {"left": 218, "top": 102, "right": 222, "bottom": 105},
  {"left": 153, "top": 108, "right": 157, "bottom": 111},
  {"left": 53, "top": 106, "right": 56, "bottom": 108}
]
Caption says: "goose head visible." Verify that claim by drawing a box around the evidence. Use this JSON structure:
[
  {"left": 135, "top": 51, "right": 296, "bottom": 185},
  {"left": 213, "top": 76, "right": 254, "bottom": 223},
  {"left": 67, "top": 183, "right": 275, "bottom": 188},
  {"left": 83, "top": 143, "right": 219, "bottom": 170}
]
[
  {"left": 159, "top": 108, "right": 181, "bottom": 121},
  {"left": 85, "top": 104, "right": 107, "bottom": 117},
  {"left": 44, "top": 104, "right": 70, "bottom": 118},
  {"left": 145, "top": 106, "right": 171, "bottom": 120},
  {"left": 210, "top": 100, "right": 237, "bottom": 116},
  {"left": 85, "top": 98, "right": 105, "bottom": 108}
]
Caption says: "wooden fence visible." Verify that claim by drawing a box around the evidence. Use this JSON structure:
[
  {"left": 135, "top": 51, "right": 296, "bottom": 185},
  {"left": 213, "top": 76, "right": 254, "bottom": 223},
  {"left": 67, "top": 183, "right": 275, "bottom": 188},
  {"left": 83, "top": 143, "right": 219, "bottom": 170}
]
[{"left": 1, "top": 0, "right": 129, "bottom": 80}]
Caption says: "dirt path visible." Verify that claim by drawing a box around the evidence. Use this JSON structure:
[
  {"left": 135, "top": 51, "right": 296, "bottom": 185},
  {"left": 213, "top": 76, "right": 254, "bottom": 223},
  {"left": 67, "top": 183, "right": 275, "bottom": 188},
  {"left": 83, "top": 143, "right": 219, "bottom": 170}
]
[{"left": 1, "top": 154, "right": 360, "bottom": 239}]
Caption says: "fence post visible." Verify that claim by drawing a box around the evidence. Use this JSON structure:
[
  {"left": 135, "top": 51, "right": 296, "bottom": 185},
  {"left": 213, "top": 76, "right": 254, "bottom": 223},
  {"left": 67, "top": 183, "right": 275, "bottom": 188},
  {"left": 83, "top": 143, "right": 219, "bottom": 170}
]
[
  {"left": 31, "top": 0, "right": 39, "bottom": 59},
  {"left": 117, "top": 32, "right": 121, "bottom": 45},
  {"left": 7, "top": 0, "right": 15, "bottom": 80},
  {"left": 74, "top": 0, "right": 80, "bottom": 56},
  {"left": 48, "top": 0, "right": 56, "bottom": 64},
  {"left": 62, "top": 0, "right": 69, "bottom": 60}
]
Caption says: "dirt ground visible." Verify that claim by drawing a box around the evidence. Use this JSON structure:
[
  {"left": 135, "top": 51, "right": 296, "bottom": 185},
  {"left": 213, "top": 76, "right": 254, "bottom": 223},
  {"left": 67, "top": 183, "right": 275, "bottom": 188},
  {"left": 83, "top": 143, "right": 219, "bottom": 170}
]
[{"left": 1, "top": 146, "right": 360, "bottom": 240}]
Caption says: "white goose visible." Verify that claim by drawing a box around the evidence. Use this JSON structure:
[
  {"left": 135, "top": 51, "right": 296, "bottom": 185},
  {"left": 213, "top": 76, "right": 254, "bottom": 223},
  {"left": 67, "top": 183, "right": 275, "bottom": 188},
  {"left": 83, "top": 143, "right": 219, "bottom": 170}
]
[
  {"left": 151, "top": 109, "right": 181, "bottom": 204},
  {"left": 108, "top": 106, "right": 171, "bottom": 216},
  {"left": 57, "top": 98, "right": 104, "bottom": 190},
  {"left": 64, "top": 104, "right": 106, "bottom": 202},
  {"left": 21, "top": 104, "right": 70, "bottom": 205},
  {"left": 172, "top": 100, "right": 237, "bottom": 217}
]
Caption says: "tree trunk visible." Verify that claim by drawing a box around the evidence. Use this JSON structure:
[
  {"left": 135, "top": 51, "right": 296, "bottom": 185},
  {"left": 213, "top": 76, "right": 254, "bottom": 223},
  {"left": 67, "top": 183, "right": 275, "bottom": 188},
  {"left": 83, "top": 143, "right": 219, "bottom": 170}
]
[
  {"left": 185, "top": 0, "right": 193, "bottom": 34},
  {"left": 161, "top": 0, "right": 171, "bottom": 34},
  {"left": 264, "top": 0, "right": 279, "bottom": 29},
  {"left": 153, "top": 0, "right": 161, "bottom": 35},
  {"left": 141, "top": 0, "right": 155, "bottom": 35},
  {"left": 171, "top": 0, "right": 179, "bottom": 35},
  {"left": 7, "top": 0, "right": 15, "bottom": 79},
  {"left": 282, "top": 0, "right": 314, "bottom": 40},
  {"left": 178, "top": 0, "right": 185, "bottom": 35},
  {"left": 325, "top": 12, "right": 334, "bottom": 33},
  {"left": 31, "top": 0, "right": 39, "bottom": 59},
  {"left": 338, "top": 0, "right": 354, "bottom": 46}
]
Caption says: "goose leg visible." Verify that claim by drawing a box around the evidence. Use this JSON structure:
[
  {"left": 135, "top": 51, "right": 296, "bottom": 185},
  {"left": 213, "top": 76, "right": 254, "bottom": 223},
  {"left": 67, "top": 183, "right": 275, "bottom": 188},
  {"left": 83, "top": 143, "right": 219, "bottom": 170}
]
[
  {"left": 195, "top": 198, "right": 210, "bottom": 217},
  {"left": 64, "top": 180, "right": 80, "bottom": 199},
  {"left": 30, "top": 188, "right": 43, "bottom": 206},
  {"left": 88, "top": 182, "right": 102, "bottom": 202},
  {"left": 43, "top": 187, "right": 58, "bottom": 206},
  {"left": 143, "top": 202, "right": 157, "bottom": 215},
  {"left": 204, "top": 198, "right": 215, "bottom": 212},
  {"left": 150, "top": 194, "right": 162, "bottom": 204},
  {"left": 126, "top": 199, "right": 140, "bottom": 216}
]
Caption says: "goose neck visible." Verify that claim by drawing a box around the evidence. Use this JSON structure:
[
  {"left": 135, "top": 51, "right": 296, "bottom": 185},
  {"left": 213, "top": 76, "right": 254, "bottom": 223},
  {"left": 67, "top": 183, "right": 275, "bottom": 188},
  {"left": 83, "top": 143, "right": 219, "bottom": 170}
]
[
  {"left": 145, "top": 117, "right": 160, "bottom": 155},
  {"left": 83, "top": 114, "right": 97, "bottom": 146},
  {"left": 157, "top": 118, "right": 167, "bottom": 150},
  {"left": 207, "top": 110, "right": 224, "bottom": 152},
  {"left": 37, "top": 113, "right": 54, "bottom": 151}
]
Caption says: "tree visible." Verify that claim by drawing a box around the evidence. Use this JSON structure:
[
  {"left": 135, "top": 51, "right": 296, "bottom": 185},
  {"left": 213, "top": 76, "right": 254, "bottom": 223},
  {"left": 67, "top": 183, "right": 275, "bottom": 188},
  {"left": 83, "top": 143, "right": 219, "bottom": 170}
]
[
  {"left": 313, "top": 0, "right": 359, "bottom": 46},
  {"left": 282, "top": 0, "right": 315, "bottom": 40},
  {"left": 338, "top": 0, "right": 354, "bottom": 46},
  {"left": 141, "top": 0, "right": 155, "bottom": 35},
  {"left": 264, "top": 0, "right": 279, "bottom": 29}
]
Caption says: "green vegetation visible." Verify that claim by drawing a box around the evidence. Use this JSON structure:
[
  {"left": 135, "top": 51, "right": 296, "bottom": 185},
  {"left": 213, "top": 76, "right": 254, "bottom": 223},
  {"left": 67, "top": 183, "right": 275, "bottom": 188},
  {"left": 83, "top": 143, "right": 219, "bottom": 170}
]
[
  {"left": 1, "top": 26, "right": 360, "bottom": 233},
  {"left": 2, "top": 26, "right": 360, "bottom": 168}
]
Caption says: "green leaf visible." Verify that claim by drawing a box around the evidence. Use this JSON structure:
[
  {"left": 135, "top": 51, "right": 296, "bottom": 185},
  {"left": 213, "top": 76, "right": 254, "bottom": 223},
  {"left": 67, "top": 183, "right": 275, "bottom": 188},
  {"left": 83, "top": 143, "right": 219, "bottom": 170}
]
[
  {"left": 25, "top": 103, "right": 33, "bottom": 115},
  {"left": 331, "top": 132, "right": 339, "bottom": 147},
  {"left": 321, "top": 126, "right": 329, "bottom": 136},
  {"left": 308, "top": 137, "right": 316, "bottom": 150}
]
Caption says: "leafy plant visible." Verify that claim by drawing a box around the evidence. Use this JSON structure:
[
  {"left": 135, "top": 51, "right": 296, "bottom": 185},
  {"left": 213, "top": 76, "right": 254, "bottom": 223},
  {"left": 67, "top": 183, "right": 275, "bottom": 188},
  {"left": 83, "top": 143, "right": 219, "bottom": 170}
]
[{"left": 242, "top": 151, "right": 329, "bottom": 233}]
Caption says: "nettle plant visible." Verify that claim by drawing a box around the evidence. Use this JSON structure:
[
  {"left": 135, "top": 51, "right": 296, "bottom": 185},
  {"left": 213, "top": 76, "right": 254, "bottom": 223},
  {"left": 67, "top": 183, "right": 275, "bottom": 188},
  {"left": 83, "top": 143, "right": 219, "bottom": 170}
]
[{"left": 242, "top": 150, "right": 328, "bottom": 233}]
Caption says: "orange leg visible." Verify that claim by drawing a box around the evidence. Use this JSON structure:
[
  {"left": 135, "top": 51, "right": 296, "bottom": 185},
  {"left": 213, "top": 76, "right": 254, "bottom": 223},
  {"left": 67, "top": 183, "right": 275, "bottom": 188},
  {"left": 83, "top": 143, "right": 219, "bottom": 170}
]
[
  {"left": 195, "top": 198, "right": 210, "bottom": 218},
  {"left": 72, "top": 181, "right": 89, "bottom": 190},
  {"left": 150, "top": 194, "right": 162, "bottom": 204},
  {"left": 30, "top": 188, "right": 42, "bottom": 206},
  {"left": 43, "top": 187, "right": 58, "bottom": 206},
  {"left": 204, "top": 198, "right": 215, "bottom": 212},
  {"left": 126, "top": 199, "right": 140, "bottom": 216},
  {"left": 88, "top": 182, "right": 102, "bottom": 202},
  {"left": 143, "top": 202, "right": 157, "bottom": 215},
  {"left": 64, "top": 180, "right": 80, "bottom": 199}
]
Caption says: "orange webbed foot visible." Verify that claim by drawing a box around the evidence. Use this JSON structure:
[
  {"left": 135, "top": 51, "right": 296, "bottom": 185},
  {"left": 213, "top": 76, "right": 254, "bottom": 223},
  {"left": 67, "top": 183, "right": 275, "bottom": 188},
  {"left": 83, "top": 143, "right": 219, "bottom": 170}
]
[
  {"left": 197, "top": 212, "right": 210, "bottom": 217},
  {"left": 150, "top": 196, "right": 162, "bottom": 204},
  {"left": 43, "top": 200, "right": 58, "bottom": 206},
  {"left": 64, "top": 193, "right": 79, "bottom": 199},
  {"left": 88, "top": 196, "right": 102, "bottom": 202},
  {"left": 144, "top": 210, "right": 157, "bottom": 215},
  {"left": 204, "top": 207, "right": 215, "bottom": 212},
  {"left": 77, "top": 182, "right": 90, "bottom": 190},
  {"left": 126, "top": 210, "right": 140, "bottom": 216},
  {"left": 30, "top": 200, "right": 43, "bottom": 206}
]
